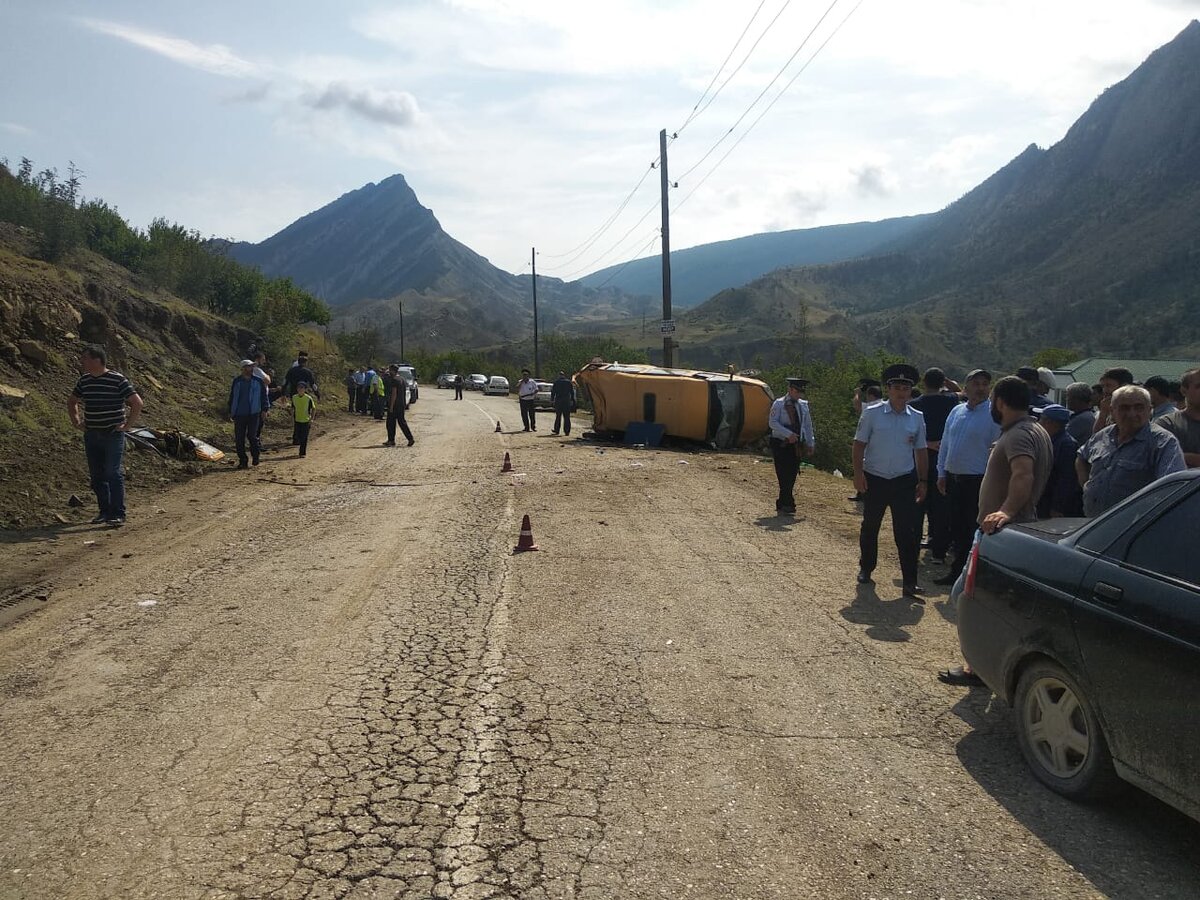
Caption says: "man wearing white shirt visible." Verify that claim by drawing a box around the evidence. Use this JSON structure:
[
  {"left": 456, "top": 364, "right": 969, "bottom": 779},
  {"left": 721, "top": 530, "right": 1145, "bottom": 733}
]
[
  {"left": 767, "top": 377, "right": 815, "bottom": 516},
  {"left": 517, "top": 369, "right": 539, "bottom": 431}
]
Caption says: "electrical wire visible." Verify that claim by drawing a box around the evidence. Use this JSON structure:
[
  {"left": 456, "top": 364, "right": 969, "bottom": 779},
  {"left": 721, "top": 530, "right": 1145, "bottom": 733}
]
[
  {"left": 673, "top": 0, "right": 865, "bottom": 215},
  {"left": 675, "top": 0, "right": 769, "bottom": 136},
  {"left": 591, "top": 232, "right": 662, "bottom": 289},
  {"left": 540, "top": 196, "right": 661, "bottom": 281},
  {"left": 535, "top": 160, "right": 658, "bottom": 261},
  {"left": 674, "top": 0, "right": 841, "bottom": 186}
]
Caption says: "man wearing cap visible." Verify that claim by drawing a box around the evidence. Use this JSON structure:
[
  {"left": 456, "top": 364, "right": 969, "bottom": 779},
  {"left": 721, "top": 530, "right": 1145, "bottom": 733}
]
[
  {"left": 1034, "top": 405, "right": 1083, "bottom": 517},
  {"left": 1015, "top": 366, "right": 1052, "bottom": 411},
  {"left": 933, "top": 369, "right": 1001, "bottom": 586},
  {"left": 229, "top": 359, "right": 269, "bottom": 469},
  {"left": 852, "top": 364, "right": 927, "bottom": 597},
  {"left": 768, "top": 377, "right": 815, "bottom": 516},
  {"left": 909, "top": 367, "right": 961, "bottom": 562}
]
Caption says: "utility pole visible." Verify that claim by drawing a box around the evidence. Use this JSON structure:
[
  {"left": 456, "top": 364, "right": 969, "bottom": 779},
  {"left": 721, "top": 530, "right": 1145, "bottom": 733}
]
[
  {"left": 659, "top": 129, "right": 674, "bottom": 368},
  {"left": 531, "top": 247, "right": 540, "bottom": 378},
  {"left": 398, "top": 299, "right": 405, "bottom": 361}
]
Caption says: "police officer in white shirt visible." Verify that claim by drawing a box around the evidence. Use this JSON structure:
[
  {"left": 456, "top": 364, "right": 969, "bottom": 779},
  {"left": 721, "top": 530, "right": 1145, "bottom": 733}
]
[
  {"left": 517, "top": 369, "right": 539, "bottom": 431},
  {"left": 767, "top": 377, "right": 815, "bottom": 515},
  {"left": 853, "top": 364, "right": 928, "bottom": 597}
]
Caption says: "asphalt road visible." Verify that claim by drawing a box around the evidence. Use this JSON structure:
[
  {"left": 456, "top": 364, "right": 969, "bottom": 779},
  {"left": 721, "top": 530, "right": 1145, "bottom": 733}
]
[{"left": 1, "top": 389, "right": 1197, "bottom": 899}]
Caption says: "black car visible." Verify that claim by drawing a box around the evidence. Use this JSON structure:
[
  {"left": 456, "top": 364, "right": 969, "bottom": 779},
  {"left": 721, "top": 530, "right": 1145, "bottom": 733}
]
[{"left": 956, "top": 469, "right": 1200, "bottom": 820}]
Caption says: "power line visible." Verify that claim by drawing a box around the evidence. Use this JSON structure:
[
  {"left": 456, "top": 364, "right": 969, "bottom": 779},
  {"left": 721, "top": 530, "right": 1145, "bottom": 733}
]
[
  {"left": 673, "top": 0, "right": 865, "bottom": 215},
  {"left": 674, "top": 0, "right": 842, "bottom": 186},
  {"left": 675, "top": 0, "right": 769, "bottom": 136},
  {"left": 536, "top": 160, "right": 658, "bottom": 262},
  {"left": 541, "top": 196, "right": 662, "bottom": 281},
  {"left": 591, "top": 232, "right": 662, "bottom": 289}
]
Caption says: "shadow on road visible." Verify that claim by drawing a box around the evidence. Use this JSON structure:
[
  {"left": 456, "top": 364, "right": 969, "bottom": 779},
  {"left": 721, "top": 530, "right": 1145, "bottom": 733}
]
[
  {"left": 753, "top": 515, "right": 803, "bottom": 532},
  {"left": 952, "top": 694, "right": 1200, "bottom": 897},
  {"left": 0, "top": 522, "right": 94, "bottom": 546},
  {"left": 840, "top": 583, "right": 925, "bottom": 642}
]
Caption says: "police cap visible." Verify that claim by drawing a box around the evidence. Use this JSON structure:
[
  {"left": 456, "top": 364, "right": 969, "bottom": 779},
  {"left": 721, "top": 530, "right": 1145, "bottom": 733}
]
[
  {"left": 785, "top": 377, "right": 809, "bottom": 390},
  {"left": 882, "top": 363, "right": 919, "bottom": 386}
]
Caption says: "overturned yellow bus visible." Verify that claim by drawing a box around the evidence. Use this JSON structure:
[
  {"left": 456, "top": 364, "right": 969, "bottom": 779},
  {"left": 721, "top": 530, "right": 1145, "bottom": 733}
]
[{"left": 575, "top": 362, "right": 774, "bottom": 448}]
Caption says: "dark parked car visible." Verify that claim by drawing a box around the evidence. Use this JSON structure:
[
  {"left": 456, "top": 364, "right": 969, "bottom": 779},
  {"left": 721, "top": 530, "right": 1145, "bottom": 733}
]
[{"left": 956, "top": 469, "right": 1200, "bottom": 820}]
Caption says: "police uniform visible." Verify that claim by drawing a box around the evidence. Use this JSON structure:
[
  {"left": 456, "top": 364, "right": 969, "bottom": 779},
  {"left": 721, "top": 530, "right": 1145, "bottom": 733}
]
[
  {"left": 853, "top": 364, "right": 927, "bottom": 594},
  {"left": 767, "top": 377, "right": 815, "bottom": 515}
]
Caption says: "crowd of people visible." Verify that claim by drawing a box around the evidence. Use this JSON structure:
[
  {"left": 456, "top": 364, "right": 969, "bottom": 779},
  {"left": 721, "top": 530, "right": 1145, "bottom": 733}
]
[{"left": 768, "top": 361, "right": 1197, "bottom": 617}]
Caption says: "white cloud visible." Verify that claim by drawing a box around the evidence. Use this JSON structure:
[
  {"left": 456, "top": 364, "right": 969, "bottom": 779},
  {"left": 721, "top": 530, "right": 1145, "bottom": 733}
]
[
  {"left": 79, "top": 18, "right": 262, "bottom": 79},
  {"left": 1, "top": 122, "right": 35, "bottom": 136},
  {"left": 303, "top": 83, "right": 421, "bottom": 128}
]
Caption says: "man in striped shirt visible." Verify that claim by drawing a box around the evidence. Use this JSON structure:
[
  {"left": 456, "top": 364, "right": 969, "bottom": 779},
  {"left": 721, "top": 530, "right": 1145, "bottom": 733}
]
[{"left": 67, "top": 346, "right": 143, "bottom": 526}]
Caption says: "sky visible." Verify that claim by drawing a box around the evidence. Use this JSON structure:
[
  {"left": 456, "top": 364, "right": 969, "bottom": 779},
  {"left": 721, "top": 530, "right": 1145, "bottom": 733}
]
[{"left": 1, "top": 1, "right": 1196, "bottom": 281}]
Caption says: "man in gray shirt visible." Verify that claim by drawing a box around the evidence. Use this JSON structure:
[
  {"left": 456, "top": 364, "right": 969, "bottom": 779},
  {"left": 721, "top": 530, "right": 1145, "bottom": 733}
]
[
  {"left": 1154, "top": 367, "right": 1200, "bottom": 469},
  {"left": 1063, "top": 381, "right": 1097, "bottom": 446},
  {"left": 1077, "top": 384, "right": 1186, "bottom": 516}
]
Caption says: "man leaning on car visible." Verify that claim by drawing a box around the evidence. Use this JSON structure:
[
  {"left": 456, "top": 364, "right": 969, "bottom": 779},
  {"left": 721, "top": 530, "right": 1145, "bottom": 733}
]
[{"left": 1077, "top": 384, "right": 1185, "bottom": 516}]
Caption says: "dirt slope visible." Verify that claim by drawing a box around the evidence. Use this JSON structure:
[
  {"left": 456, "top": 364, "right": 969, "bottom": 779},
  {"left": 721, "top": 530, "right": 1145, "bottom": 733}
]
[{"left": 0, "top": 390, "right": 1196, "bottom": 899}]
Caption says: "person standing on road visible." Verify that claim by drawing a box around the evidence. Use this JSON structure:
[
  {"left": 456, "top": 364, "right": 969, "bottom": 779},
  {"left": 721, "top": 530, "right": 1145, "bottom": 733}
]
[
  {"left": 344, "top": 369, "right": 357, "bottom": 413},
  {"left": 454, "top": 374, "right": 464, "bottom": 400},
  {"left": 518, "top": 369, "right": 539, "bottom": 431},
  {"left": 933, "top": 369, "right": 1000, "bottom": 586},
  {"left": 291, "top": 382, "right": 316, "bottom": 458},
  {"left": 284, "top": 351, "right": 317, "bottom": 400},
  {"left": 1077, "top": 384, "right": 1185, "bottom": 516},
  {"left": 368, "top": 365, "right": 385, "bottom": 420},
  {"left": 939, "top": 375, "right": 1053, "bottom": 687},
  {"left": 354, "top": 366, "right": 368, "bottom": 413},
  {"left": 853, "top": 364, "right": 928, "bottom": 598},
  {"left": 1154, "top": 368, "right": 1200, "bottom": 468},
  {"left": 767, "top": 377, "right": 815, "bottom": 516},
  {"left": 550, "top": 371, "right": 574, "bottom": 436},
  {"left": 67, "top": 345, "right": 144, "bottom": 527},
  {"left": 384, "top": 364, "right": 415, "bottom": 447},
  {"left": 1033, "top": 404, "right": 1083, "bottom": 518},
  {"left": 229, "top": 359, "right": 269, "bottom": 469},
  {"left": 909, "top": 367, "right": 960, "bottom": 563}
]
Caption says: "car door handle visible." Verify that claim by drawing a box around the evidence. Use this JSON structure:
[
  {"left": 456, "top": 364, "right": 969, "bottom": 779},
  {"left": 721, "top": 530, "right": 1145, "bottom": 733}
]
[{"left": 1093, "top": 582, "right": 1124, "bottom": 603}]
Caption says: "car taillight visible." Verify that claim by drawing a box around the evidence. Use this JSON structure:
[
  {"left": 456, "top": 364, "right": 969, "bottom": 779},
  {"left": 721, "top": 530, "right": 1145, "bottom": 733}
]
[{"left": 963, "top": 532, "right": 982, "bottom": 598}]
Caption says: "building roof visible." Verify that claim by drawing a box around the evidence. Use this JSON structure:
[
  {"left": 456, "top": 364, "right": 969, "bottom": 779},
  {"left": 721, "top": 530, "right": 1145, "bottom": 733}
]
[{"left": 1051, "top": 357, "right": 1196, "bottom": 387}]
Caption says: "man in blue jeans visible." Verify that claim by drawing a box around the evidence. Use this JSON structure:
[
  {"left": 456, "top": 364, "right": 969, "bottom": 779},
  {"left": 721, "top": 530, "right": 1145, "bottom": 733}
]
[{"left": 67, "top": 346, "right": 143, "bottom": 527}]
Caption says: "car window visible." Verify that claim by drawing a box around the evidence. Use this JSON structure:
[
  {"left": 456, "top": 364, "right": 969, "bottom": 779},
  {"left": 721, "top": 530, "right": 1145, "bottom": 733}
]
[
  {"left": 1075, "top": 479, "right": 1192, "bottom": 556},
  {"left": 1124, "top": 492, "right": 1200, "bottom": 587}
]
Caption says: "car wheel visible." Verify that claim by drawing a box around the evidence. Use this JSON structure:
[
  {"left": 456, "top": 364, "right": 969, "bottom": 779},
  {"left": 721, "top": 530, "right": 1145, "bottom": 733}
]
[{"left": 1013, "top": 660, "right": 1121, "bottom": 801}]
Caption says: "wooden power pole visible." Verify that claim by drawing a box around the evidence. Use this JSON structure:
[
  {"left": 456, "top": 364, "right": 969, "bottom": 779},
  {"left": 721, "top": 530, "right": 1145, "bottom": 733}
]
[
  {"left": 659, "top": 129, "right": 674, "bottom": 368},
  {"left": 531, "top": 247, "right": 540, "bottom": 378}
]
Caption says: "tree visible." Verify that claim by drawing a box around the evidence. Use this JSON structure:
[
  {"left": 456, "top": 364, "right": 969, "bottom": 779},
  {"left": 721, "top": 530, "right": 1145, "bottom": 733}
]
[{"left": 1030, "top": 347, "right": 1081, "bottom": 369}]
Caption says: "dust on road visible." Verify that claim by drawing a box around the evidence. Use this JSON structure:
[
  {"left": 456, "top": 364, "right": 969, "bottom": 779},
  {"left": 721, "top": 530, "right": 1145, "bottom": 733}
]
[{"left": 0, "top": 390, "right": 1197, "bottom": 899}]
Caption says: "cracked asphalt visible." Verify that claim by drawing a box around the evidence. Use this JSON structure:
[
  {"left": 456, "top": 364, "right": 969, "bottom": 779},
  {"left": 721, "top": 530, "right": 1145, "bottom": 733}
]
[{"left": 1, "top": 389, "right": 1198, "bottom": 899}]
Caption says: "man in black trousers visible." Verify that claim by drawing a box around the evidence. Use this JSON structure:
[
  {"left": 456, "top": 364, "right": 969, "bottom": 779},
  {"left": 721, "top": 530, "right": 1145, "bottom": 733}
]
[
  {"left": 852, "top": 364, "right": 928, "bottom": 598},
  {"left": 384, "top": 364, "right": 414, "bottom": 447}
]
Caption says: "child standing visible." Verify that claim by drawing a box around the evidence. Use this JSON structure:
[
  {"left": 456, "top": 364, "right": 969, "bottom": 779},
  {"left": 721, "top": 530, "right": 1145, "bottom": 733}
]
[{"left": 292, "top": 382, "right": 316, "bottom": 457}]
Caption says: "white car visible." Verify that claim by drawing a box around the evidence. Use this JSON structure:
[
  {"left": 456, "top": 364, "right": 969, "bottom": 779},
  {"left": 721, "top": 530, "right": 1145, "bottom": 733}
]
[
  {"left": 467, "top": 374, "right": 488, "bottom": 391},
  {"left": 483, "top": 376, "right": 510, "bottom": 396}
]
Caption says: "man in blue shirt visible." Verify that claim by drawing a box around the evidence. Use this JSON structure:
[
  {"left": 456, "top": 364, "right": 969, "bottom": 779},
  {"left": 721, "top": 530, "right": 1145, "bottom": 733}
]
[
  {"left": 909, "top": 367, "right": 961, "bottom": 562},
  {"left": 767, "top": 377, "right": 815, "bottom": 516},
  {"left": 1077, "top": 384, "right": 1185, "bottom": 516},
  {"left": 1034, "top": 405, "right": 1083, "bottom": 517},
  {"left": 229, "top": 359, "right": 270, "bottom": 469},
  {"left": 933, "top": 369, "right": 1001, "bottom": 585},
  {"left": 853, "top": 364, "right": 927, "bottom": 597}
]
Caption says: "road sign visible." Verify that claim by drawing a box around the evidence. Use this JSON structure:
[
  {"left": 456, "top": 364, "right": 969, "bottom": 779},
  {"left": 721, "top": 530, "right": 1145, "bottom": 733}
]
[{"left": 660, "top": 319, "right": 676, "bottom": 334}]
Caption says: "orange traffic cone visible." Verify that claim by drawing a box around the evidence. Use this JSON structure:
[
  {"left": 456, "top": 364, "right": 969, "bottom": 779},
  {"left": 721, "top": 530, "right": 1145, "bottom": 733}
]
[
  {"left": 495, "top": 420, "right": 502, "bottom": 433},
  {"left": 501, "top": 452, "right": 513, "bottom": 473},
  {"left": 513, "top": 514, "right": 539, "bottom": 552}
]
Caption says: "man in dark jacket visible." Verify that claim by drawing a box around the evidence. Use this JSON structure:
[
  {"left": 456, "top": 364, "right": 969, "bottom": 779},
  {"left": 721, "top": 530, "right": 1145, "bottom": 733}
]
[
  {"left": 284, "top": 351, "right": 317, "bottom": 399},
  {"left": 1034, "top": 405, "right": 1083, "bottom": 517},
  {"left": 229, "top": 359, "right": 270, "bottom": 468},
  {"left": 550, "top": 371, "right": 574, "bottom": 436}
]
